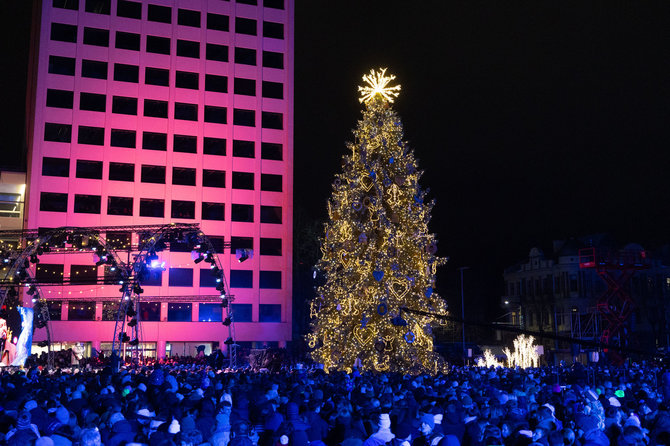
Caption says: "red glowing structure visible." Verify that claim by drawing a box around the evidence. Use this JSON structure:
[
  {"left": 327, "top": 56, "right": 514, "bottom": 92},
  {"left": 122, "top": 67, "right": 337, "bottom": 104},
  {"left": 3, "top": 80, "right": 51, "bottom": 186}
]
[{"left": 578, "top": 247, "right": 649, "bottom": 353}]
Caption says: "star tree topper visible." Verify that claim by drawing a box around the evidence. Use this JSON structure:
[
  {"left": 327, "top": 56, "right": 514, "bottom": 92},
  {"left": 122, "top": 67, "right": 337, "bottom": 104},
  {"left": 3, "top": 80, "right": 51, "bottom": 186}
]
[{"left": 358, "top": 68, "right": 402, "bottom": 104}]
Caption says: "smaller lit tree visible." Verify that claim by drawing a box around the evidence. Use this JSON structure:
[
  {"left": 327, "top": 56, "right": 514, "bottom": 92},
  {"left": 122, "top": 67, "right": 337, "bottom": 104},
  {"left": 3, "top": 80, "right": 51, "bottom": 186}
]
[
  {"left": 476, "top": 349, "right": 505, "bottom": 368},
  {"left": 503, "top": 335, "right": 541, "bottom": 368}
]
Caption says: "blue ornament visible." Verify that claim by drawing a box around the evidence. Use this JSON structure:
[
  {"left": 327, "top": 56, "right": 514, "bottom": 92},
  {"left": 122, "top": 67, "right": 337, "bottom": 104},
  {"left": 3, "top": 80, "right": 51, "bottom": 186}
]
[
  {"left": 425, "top": 287, "right": 433, "bottom": 298},
  {"left": 373, "top": 270, "right": 384, "bottom": 282},
  {"left": 404, "top": 331, "right": 415, "bottom": 344},
  {"left": 377, "top": 303, "right": 388, "bottom": 316},
  {"left": 361, "top": 314, "right": 369, "bottom": 328},
  {"left": 369, "top": 171, "right": 376, "bottom": 179},
  {"left": 389, "top": 157, "right": 394, "bottom": 164}
]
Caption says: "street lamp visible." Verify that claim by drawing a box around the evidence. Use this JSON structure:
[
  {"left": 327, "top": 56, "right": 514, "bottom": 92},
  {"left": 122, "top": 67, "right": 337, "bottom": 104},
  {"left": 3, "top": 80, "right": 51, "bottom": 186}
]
[{"left": 457, "top": 266, "right": 470, "bottom": 365}]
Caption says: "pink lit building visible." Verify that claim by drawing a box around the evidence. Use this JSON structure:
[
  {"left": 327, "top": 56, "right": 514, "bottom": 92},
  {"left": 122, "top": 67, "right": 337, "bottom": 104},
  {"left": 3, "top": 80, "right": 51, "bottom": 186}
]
[{"left": 24, "top": 0, "right": 293, "bottom": 358}]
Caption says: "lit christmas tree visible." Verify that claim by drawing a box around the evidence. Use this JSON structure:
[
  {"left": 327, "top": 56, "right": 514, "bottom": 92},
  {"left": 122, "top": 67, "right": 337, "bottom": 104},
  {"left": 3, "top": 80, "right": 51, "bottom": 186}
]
[{"left": 307, "top": 69, "right": 448, "bottom": 374}]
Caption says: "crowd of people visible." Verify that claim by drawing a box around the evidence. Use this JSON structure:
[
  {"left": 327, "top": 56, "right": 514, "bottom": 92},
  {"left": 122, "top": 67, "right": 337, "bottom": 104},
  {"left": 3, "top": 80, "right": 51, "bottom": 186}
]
[{"left": 2, "top": 358, "right": 670, "bottom": 446}]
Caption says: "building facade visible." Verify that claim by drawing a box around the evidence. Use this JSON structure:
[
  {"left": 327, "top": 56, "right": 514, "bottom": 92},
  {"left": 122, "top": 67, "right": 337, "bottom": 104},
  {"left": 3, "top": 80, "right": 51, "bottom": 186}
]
[
  {"left": 501, "top": 236, "right": 670, "bottom": 354},
  {"left": 24, "top": 0, "right": 293, "bottom": 358}
]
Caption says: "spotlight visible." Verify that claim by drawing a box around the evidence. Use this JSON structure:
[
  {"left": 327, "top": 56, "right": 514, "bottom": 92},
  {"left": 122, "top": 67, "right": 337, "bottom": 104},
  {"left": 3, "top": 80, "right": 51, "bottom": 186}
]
[
  {"left": 133, "top": 283, "right": 144, "bottom": 294},
  {"left": 205, "top": 253, "right": 215, "bottom": 264},
  {"left": 23, "top": 259, "right": 30, "bottom": 269},
  {"left": 147, "top": 251, "right": 158, "bottom": 262},
  {"left": 236, "top": 248, "right": 252, "bottom": 263},
  {"left": 127, "top": 318, "right": 137, "bottom": 327},
  {"left": 220, "top": 299, "right": 228, "bottom": 308},
  {"left": 222, "top": 317, "right": 231, "bottom": 326},
  {"left": 216, "top": 282, "right": 225, "bottom": 292},
  {"left": 126, "top": 306, "right": 137, "bottom": 317},
  {"left": 129, "top": 338, "right": 139, "bottom": 346},
  {"left": 224, "top": 337, "right": 234, "bottom": 345},
  {"left": 27, "top": 285, "right": 38, "bottom": 296},
  {"left": 29, "top": 254, "right": 39, "bottom": 264},
  {"left": 193, "top": 253, "right": 205, "bottom": 264},
  {"left": 119, "top": 333, "right": 130, "bottom": 342},
  {"left": 36, "top": 247, "right": 44, "bottom": 256}
]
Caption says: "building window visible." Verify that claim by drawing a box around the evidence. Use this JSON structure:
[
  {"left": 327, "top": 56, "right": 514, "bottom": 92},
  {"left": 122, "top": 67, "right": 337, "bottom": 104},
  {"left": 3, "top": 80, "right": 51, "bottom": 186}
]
[
  {"left": 146, "top": 35, "right": 170, "bottom": 54},
  {"left": 204, "top": 106, "right": 226, "bottom": 124},
  {"left": 117, "top": 0, "right": 141, "bottom": 19},
  {"left": 176, "top": 71, "right": 199, "bottom": 89},
  {"left": 235, "top": 17, "right": 257, "bottom": 35},
  {"left": 112, "top": 96, "right": 137, "bottom": 115},
  {"left": 263, "top": 21, "right": 283, "bottom": 39},
  {"left": 233, "top": 109, "right": 255, "bottom": 126},
  {"left": 171, "top": 200, "right": 195, "bottom": 219},
  {"left": 144, "top": 99, "right": 168, "bottom": 118},
  {"left": 46, "top": 89, "right": 74, "bottom": 109},
  {"left": 49, "top": 56, "right": 76, "bottom": 75},
  {"left": 259, "top": 304, "right": 281, "bottom": 322},
  {"left": 199, "top": 269, "right": 219, "bottom": 288},
  {"left": 101, "top": 301, "right": 117, "bottom": 321},
  {"left": 51, "top": 23, "right": 77, "bottom": 43},
  {"left": 54, "top": 0, "right": 79, "bottom": 10},
  {"left": 209, "top": 236, "right": 226, "bottom": 253},
  {"left": 74, "top": 194, "right": 101, "bottom": 214},
  {"left": 143, "top": 69, "right": 168, "bottom": 89},
  {"left": 262, "top": 81, "right": 283, "bottom": 99},
  {"left": 83, "top": 27, "right": 109, "bottom": 46},
  {"left": 230, "top": 142, "right": 254, "bottom": 160},
  {"left": 70, "top": 265, "right": 98, "bottom": 284},
  {"left": 142, "top": 132, "right": 167, "bottom": 151},
  {"left": 169, "top": 268, "right": 193, "bottom": 287},
  {"left": 260, "top": 238, "right": 281, "bottom": 256},
  {"left": 231, "top": 204, "right": 253, "bottom": 222},
  {"left": 148, "top": 4, "right": 171, "bottom": 23},
  {"left": 234, "top": 78, "right": 255, "bottom": 96},
  {"left": 114, "top": 63, "right": 139, "bottom": 83},
  {"left": 115, "top": 31, "right": 140, "bottom": 50},
  {"left": 262, "top": 51, "right": 283, "bottom": 69},
  {"left": 202, "top": 202, "right": 225, "bottom": 221},
  {"left": 76, "top": 160, "right": 103, "bottom": 179},
  {"left": 177, "top": 40, "right": 200, "bottom": 58},
  {"left": 207, "top": 13, "right": 229, "bottom": 31},
  {"left": 234, "top": 47, "right": 256, "bottom": 65},
  {"left": 178, "top": 8, "right": 200, "bottom": 27},
  {"left": 232, "top": 172, "right": 254, "bottom": 190},
  {"left": 260, "top": 174, "right": 282, "bottom": 191},
  {"left": 36, "top": 263, "right": 64, "bottom": 283},
  {"left": 230, "top": 270, "right": 253, "bottom": 288},
  {"left": 203, "top": 170, "right": 225, "bottom": 188},
  {"left": 230, "top": 303, "right": 252, "bottom": 322},
  {"left": 237, "top": 0, "right": 257, "bottom": 5},
  {"left": 80, "top": 92, "right": 106, "bottom": 112},
  {"left": 260, "top": 205, "right": 281, "bottom": 224},
  {"left": 40, "top": 192, "right": 68, "bottom": 212},
  {"left": 110, "top": 129, "right": 136, "bottom": 148},
  {"left": 44, "top": 123, "right": 72, "bottom": 143},
  {"left": 175, "top": 103, "right": 198, "bottom": 121},
  {"left": 140, "top": 268, "right": 162, "bottom": 286},
  {"left": 173, "top": 167, "right": 196, "bottom": 186},
  {"left": 204, "top": 137, "right": 226, "bottom": 156},
  {"left": 262, "top": 112, "right": 283, "bottom": 129},
  {"left": 140, "top": 302, "right": 161, "bottom": 321},
  {"left": 260, "top": 271, "right": 281, "bottom": 289},
  {"left": 68, "top": 301, "right": 96, "bottom": 321},
  {"left": 46, "top": 301, "right": 62, "bottom": 320},
  {"left": 107, "top": 196, "right": 133, "bottom": 215},
  {"left": 42, "top": 157, "right": 70, "bottom": 177},
  {"left": 109, "top": 162, "right": 134, "bottom": 181},
  {"left": 141, "top": 165, "right": 165, "bottom": 184},
  {"left": 174, "top": 135, "right": 197, "bottom": 153},
  {"left": 205, "top": 43, "right": 228, "bottom": 62},
  {"left": 231, "top": 236, "right": 253, "bottom": 253},
  {"left": 81, "top": 60, "right": 108, "bottom": 79},
  {"left": 85, "top": 0, "right": 110, "bottom": 14},
  {"left": 264, "top": 0, "right": 284, "bottom": 10},
  {"left": 205, "top": 74, "right": 227, "bottom": 93},
  {"left": 261, "top": 142, "right": 282, "bottom": 160},
  {"left": 78, "top": 126, "right": 105, "bottom": 145},
  {"left": 199, "top": 303, "right": 221, "bottom": 322},
  {"left": 167, "top": 303, "right": 192, "bottom": 321},
  {"left": 139, "top": 198, "right": 164, "bottom": 217}
]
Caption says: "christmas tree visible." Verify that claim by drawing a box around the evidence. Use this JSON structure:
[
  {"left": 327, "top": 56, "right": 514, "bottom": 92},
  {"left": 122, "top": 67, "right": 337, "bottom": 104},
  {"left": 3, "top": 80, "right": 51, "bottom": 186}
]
[{"left": 307, "top": 69, "right": 448, "bottom": 374}]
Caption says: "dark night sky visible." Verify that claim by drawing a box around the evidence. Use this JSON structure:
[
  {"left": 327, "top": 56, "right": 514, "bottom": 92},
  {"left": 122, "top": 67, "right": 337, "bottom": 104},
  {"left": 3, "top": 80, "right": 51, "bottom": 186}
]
[{"left": 2, "top": 1, "right": 670, "bottom": 322}]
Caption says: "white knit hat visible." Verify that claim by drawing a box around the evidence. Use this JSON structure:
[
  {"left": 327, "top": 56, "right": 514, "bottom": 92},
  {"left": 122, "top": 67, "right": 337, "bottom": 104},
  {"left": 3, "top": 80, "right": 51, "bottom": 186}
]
[{"left": 168, "top": 419, "right": 180, "bottom": 434}]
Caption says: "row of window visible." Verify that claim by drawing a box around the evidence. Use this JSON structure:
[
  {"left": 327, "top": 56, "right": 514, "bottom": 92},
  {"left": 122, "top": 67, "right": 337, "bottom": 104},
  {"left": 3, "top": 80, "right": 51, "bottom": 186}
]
[
  {"left": 43, "top": 125, "right": 281, "bottom": 160},
  {"left": 37, "top": 264, "right": 282, "bottom": 288},
  {"left": 39, "top": 193, "right": 282, "bottom": 222},
  {"left": 42, "top": 158, "right": 283, "bottom": 191},
  {"left": 52, "top": 17, "right": 283, "bottom": 45},
  {"left": 50, "top": 301, "right": 281, "bottom": 323},
  {"left": 54, "top": 0, "right": 285, "bottom": 18}
]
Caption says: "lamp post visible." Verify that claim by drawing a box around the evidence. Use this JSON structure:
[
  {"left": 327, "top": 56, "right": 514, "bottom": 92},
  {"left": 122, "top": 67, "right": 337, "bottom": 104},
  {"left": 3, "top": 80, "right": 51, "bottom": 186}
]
[{"left": 457, "top": 266, "right": 470, "bottom": 365}]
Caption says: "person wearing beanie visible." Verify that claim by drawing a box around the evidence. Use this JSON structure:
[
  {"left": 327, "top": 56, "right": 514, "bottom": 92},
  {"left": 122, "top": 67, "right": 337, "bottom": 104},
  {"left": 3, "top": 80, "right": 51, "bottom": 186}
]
[
  {"left": 363, "top": 413, "right": 395, "bottom": 446},
  {"left": 6, "top": 410, "right": 41, "bottom": 445},
  {"left": 413, "top": 413, "right": 441, "bottom": 446}
]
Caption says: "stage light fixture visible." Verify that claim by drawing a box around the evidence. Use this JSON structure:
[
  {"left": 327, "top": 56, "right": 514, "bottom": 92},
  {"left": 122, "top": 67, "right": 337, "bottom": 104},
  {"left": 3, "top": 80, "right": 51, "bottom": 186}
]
[
  {"left": 222, "top": 317, "right": 231, "bottom": 326},
  {"left": 126, "top": 306, "right": 137, "bottom": 317},
  {"left": 216, "top": 282, "right": 225, "bottom": 292},
  {"left": 23, "top": 259, "right": 30, "bottom": 269},
  {"left": 193, "top": 253, "right": 205, "bottom": 264},
  {"left": 224, "top": 337, "right": 234, "bottom": 345},
  {"left": 127, "top": 318, "right": 137, "bottom": 327},
  {"left": 119, "top": 333, "right": 130, "bottom": 342},
  {"left": 29, "top": 254, "right": 39, "bottom": 264},
  {"left": 129, "top": 338, "right": 139, "bottom": 346},
  {"left": 236, "top": 248, "right": 252, "bottom": 263},
  {"left": 220, "top": 299, "right": 228, "bottom": 308},
  {"left": 27, "top": 285, "right": 37, "bottom": 296},
  {"left": 133, "top": 284, "right": 144, "bottom": 294}
]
